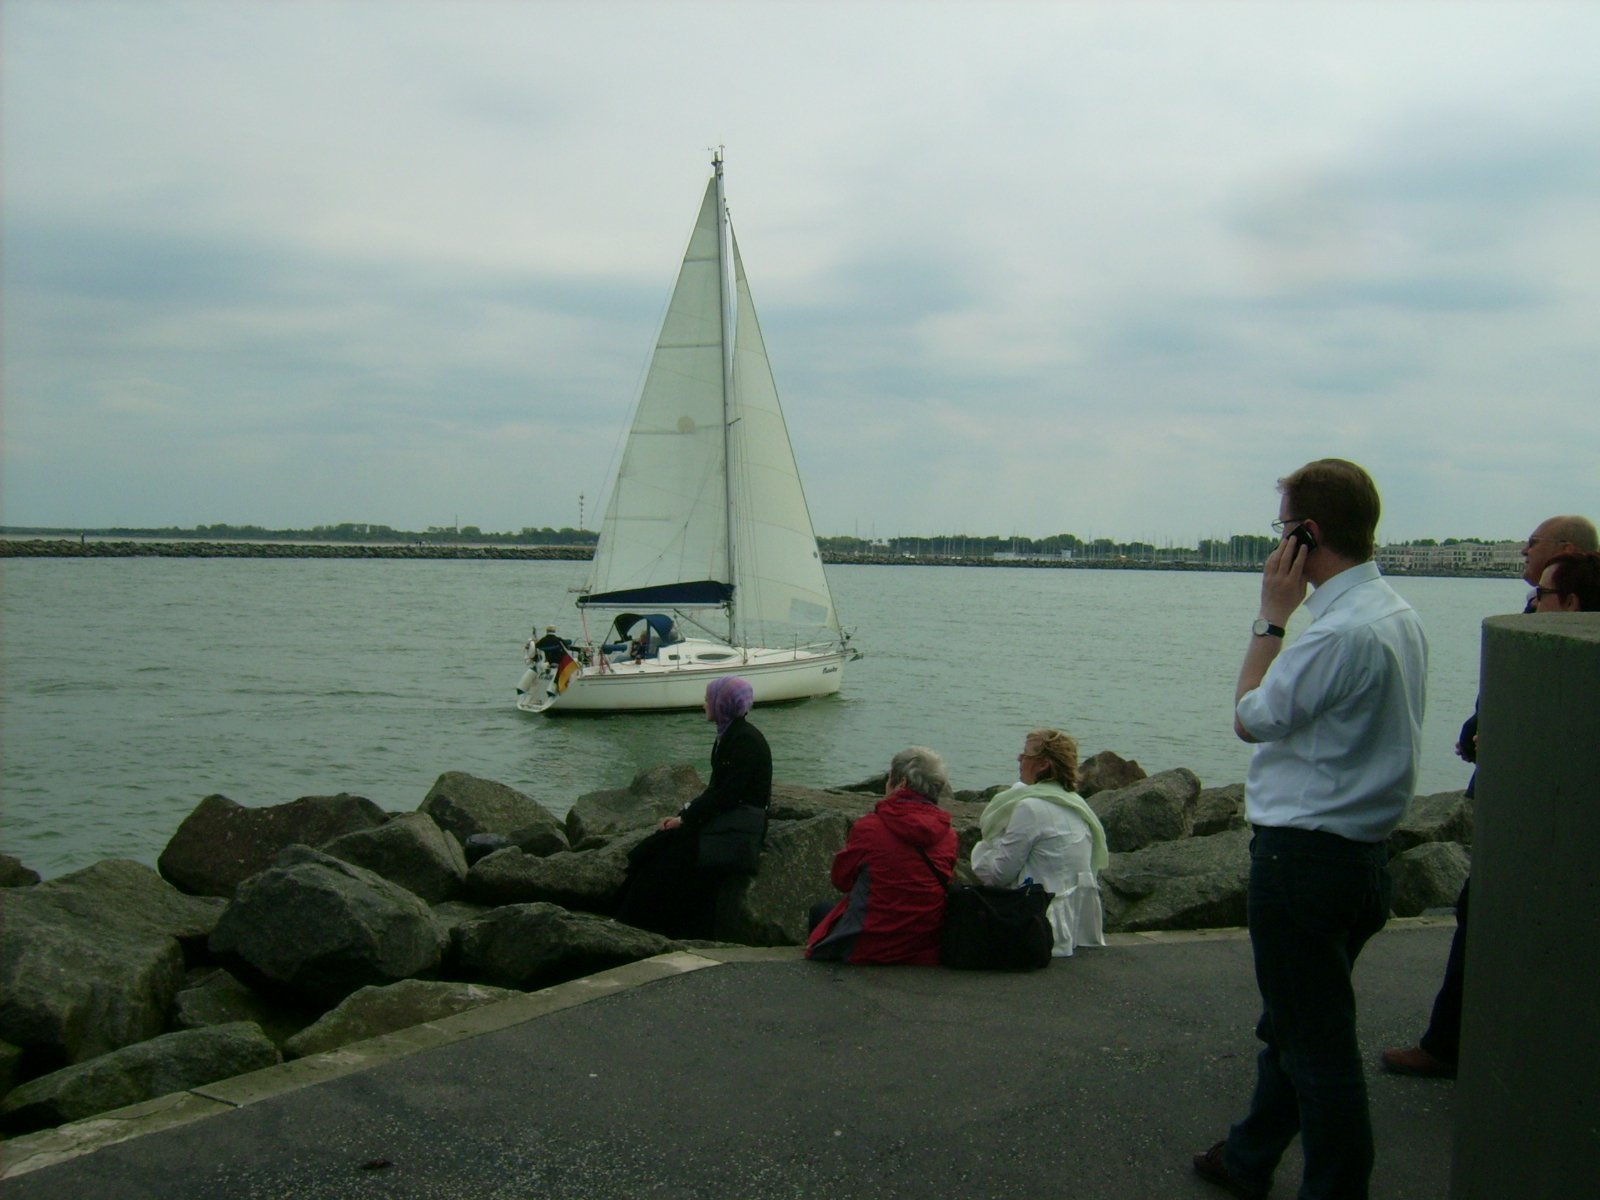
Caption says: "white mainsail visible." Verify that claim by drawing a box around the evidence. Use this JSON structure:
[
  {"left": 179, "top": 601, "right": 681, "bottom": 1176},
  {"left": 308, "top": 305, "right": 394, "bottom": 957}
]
[{"left": 582, "top": 178, "right": 732, "bottom": 614}]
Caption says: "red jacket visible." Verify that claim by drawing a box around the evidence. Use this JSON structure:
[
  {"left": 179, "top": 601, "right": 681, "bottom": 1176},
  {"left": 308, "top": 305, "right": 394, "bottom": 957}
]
[{"left": 807, "top": 787, "right": 956, "bottom": 965}]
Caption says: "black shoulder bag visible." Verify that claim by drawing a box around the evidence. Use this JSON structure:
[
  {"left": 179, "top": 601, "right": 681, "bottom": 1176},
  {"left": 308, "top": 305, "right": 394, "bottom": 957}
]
[
  {"left": 917, "top": 847, "right": 1055, "bottom": 971},
  {"left": 695, "top": 805, "right": 767, "bottom": 877}
]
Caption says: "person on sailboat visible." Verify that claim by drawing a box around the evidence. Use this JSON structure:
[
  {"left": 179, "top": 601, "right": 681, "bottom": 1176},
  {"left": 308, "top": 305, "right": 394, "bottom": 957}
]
[
  {"left": 613, "top": 676, "right": 772, "bottom": 939},
  {"left": 970, "top": 729, "right": 1109, "bottom": 957},
  {"left": 805, "top": 746, "right": 957, "bottom": 965}
]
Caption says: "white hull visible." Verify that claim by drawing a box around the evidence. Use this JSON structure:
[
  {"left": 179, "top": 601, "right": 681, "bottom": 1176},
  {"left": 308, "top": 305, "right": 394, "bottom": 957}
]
[{"left": 517, "top": 639, "right": 847, "bottom": 714}]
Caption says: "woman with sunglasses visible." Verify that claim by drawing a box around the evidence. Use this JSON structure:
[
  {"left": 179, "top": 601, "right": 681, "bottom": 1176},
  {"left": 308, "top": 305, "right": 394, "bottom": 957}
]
[{"left": 970, "top": 728, "right": 1109, "bottom": 957}]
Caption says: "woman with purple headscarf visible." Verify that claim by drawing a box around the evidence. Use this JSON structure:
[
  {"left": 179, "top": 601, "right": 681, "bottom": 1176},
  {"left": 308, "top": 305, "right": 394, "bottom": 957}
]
[{"left": 615, "top": 676, "right": 772, "bottom": 939}]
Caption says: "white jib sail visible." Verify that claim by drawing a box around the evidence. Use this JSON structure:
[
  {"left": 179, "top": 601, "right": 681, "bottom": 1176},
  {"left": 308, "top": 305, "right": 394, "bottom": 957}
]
[{"left": 727, "top": 229, "right": 841, "bottom": 649}]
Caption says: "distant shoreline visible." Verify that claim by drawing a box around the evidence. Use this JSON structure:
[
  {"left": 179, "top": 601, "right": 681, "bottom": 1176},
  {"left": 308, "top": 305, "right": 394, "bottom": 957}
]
[{"left": 0, "top": 537, "right": 1507, "bottom": 579}]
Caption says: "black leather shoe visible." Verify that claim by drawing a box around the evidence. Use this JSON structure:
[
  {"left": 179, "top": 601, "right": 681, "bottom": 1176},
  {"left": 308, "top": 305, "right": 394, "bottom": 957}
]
[{"left": 1192, "top": 1140, "right": 1269, "bottom": 1199}]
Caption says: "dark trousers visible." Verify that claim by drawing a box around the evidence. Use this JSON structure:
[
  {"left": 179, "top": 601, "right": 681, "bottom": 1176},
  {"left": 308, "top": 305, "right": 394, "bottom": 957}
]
[
  {"left": 1224, "top": 826, "right": 1392, "bottom": 1200},
  {"left": 614, "top": 825, "right": 721, "bottom": 940},
  {"left": 1419, "top": 878, "right": 1468, "bottom": 1064}
]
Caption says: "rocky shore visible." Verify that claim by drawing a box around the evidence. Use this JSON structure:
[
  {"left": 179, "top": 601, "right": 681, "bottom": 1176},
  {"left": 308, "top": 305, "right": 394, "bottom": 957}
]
[{"left": 0, "top": 756, "right": 1472, "bottom": 1137}]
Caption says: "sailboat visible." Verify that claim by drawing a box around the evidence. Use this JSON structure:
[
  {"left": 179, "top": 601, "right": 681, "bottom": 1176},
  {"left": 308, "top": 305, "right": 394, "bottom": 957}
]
[{"left": 516, "top": 152, "right": 855, "bottom": 714}]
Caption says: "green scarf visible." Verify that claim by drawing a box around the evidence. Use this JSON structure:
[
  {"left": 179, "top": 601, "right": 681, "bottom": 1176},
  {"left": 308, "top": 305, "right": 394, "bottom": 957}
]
[{"left": 978, "top": 781, "right": 1109, "bottom": 872}]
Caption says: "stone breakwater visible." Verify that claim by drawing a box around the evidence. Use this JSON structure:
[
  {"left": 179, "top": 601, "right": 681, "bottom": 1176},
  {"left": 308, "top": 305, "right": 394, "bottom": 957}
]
[
  {"left": 0, "top": 539, "right": 591, "bottom": 560},
  {"left": 0, "top": 755, "right": 1473, "bottom": 1137}
]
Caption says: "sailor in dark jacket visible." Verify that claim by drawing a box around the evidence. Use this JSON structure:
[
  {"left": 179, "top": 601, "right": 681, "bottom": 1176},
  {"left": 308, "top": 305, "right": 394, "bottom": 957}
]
[{"left": 615, "top": 676, "right": 771, "bottom": 938}]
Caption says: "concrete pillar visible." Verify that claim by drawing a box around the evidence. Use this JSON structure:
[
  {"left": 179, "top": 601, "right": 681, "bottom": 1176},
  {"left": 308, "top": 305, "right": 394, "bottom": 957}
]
[{"left": 1451, "top": 614, "right": 1600, "bottom": 1198}]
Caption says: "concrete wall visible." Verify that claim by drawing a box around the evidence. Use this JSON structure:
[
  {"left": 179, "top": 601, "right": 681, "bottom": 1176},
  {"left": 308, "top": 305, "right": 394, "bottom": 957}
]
[{"left": 1451, "top": 614, "right": 1600, "bottom": 1198}]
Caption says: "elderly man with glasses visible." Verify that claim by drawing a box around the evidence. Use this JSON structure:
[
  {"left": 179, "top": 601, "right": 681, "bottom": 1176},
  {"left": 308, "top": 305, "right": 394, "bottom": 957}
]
[
  {"left": 1381, "top": 513, "right": 1598, "bottom": 1084},
  {"left": 1520, "top": 514, "right": 1599, "bottom": 603}
]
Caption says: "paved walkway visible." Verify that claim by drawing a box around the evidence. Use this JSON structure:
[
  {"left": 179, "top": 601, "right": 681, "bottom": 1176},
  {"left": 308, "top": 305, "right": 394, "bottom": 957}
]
[{"left": 1, "top": 922, "right": 1458, "bottom": 1199}]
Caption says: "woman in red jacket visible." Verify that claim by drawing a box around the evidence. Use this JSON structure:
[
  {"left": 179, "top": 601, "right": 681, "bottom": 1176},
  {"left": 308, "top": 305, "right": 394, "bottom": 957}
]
[{"left": 806, "top": 746, "right": 957, "bottom": 965}]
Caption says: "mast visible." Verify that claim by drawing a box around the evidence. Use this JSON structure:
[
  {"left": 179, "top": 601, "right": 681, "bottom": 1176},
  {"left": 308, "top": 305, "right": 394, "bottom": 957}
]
[{"left": 713, "top": 148, "right": 739, "bottom": 646}]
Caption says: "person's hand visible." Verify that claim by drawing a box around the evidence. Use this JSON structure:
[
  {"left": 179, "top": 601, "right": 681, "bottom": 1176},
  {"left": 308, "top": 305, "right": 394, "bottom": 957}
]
[
  {"left": 1259, "top": 536, "right": 1309, "bottom": 626},
  {"left": 1455, "top": 734, "right": 1478, "bottom": 763},
  {"left": 658, "top": 816, "right": 683, "bottom": 831}
]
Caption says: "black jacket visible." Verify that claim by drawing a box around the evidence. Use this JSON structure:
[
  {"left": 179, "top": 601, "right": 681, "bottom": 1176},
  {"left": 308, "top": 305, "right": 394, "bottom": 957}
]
[{"left": 680, "top": 716, "right": 772, "bottom": 828}]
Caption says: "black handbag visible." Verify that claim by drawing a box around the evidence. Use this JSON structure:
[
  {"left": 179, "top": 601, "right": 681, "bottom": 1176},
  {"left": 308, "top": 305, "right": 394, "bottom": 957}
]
[
  {"left": 940, "top": 881, "right": 1055, "bottom": 970},
  {"left": 694, "top": 805, "right": 767, "bottom": 876},
  {"left": 917, "top": 846, "right": 1054, "bottom": 970}
]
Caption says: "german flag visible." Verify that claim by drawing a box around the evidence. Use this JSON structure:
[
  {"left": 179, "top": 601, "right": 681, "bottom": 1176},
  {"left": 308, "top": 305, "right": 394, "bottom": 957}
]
[{"left": 555, "top": 651, "right": 579, "bottom": 694}]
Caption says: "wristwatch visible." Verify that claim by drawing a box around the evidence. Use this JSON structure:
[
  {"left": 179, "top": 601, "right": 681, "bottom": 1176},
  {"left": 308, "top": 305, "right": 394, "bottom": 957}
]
[{"left": 1252, "top": 618, "right": 1285, "bottom": 638}]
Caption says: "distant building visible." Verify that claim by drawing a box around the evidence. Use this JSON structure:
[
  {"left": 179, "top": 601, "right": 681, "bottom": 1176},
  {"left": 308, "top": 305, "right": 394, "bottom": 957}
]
[
  {"left": 1376, "top": 541, "right": 1521, "bottom": 574},
  {"left": 992, "top": 549, "right": 1074, "bottom": 562}
]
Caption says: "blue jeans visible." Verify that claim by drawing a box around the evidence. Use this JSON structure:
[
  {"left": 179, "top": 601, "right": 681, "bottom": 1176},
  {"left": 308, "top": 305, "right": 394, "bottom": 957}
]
[{"left": 1224, "top": 826, "right": 1392, "bottom": 1200}]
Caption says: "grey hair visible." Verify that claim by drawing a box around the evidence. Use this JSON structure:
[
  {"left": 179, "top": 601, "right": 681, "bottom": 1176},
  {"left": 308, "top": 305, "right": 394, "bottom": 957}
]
[{"left": 888, "top": 746, "right": 948, "bottom": 799}]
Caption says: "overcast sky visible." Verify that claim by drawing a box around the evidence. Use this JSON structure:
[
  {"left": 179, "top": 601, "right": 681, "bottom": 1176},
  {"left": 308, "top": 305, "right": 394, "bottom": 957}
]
[{"left": 4, "top": 1, "right": 1596, "bottom": 545}]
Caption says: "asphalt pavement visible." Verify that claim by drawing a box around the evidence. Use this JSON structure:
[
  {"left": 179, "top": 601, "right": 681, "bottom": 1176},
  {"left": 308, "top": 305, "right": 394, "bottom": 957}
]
[{"left": 0, "top": 922, "right": 1458, "bottom": 1199}]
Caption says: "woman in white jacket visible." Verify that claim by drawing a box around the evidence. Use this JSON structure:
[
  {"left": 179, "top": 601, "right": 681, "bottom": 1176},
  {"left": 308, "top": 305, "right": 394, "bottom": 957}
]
[{"left": 971, "top": 728, "right": 1109, "bottom": 957}]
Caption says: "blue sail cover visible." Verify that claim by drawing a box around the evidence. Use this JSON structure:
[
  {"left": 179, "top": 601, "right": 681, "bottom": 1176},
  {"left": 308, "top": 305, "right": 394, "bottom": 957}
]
[{"left": 578, "top": 581, "right": 734, "bottom": 608}]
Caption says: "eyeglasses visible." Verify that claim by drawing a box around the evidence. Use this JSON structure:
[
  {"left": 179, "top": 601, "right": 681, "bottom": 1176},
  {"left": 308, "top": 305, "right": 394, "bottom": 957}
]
[
  {"left": 1270, "top": 518, "right": 1306, "bottom": 535},
  {"left": 1530, "top": 586, "right": 1562, "bottom": 602}
]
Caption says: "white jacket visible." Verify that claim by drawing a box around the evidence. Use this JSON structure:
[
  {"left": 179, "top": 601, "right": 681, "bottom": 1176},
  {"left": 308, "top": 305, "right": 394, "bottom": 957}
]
[{"left": 971, "top": 791, "right": 1106, "bottom": 956}]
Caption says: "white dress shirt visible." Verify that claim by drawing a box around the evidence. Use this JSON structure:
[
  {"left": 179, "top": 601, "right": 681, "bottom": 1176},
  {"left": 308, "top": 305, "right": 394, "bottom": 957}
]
[{"left": 1237, "top": 560, "right": 1428, "bottom": 842}]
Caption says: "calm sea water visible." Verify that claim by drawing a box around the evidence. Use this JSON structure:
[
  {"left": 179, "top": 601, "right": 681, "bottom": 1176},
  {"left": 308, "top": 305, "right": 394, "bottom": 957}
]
[{"left": 1, "top": 558, "right": 1512, "bottom": 878}]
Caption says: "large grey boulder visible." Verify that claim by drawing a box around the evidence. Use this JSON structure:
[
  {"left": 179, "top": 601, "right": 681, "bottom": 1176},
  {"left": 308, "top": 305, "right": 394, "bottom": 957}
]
[
  {"left": 944, "top": 800, "right": 992, "bottom": 869},
  {"left": 1101, "top": 827, "right": 1252, "bottom": 933},
  {"left": 209, "top": 846, "right": 447, "bottom": 1006},
  {"left": 158, "top": 792, "right": 389, "bottom": 898},
  {"left": 951, "top": 783, "right": 1010, "bottom": 806},
  {"left": 1, "top": 1040, "right": 21, "bottom": 1098},
  {"left": 283, "top": 979, "right": 520, "bottom": 1059},
  {"left": 453, "top": 903, "right": 676, "bottom": 990},
  {"left": 1389, "top": 790, "right": 1473, "bottom": 855},
  {"left": 1088, "top": 768, "right": 1202, "bottom": 853},
  {"left": 322, "top": 811, "right": 468, "bottom": 904},
  {"left": 430, "top": 899, "right": 491, "bottom": 937},
  {"left": 464, "top": 844, "right": 631, "bottom": 912},
  {"left": 1, "top": 854, "right": 40, "bottom": 887},
  {"left": 1390, "top": 842, "right": 1471, "bottom": 917},
  {"left": 768, "top": 782, "right": 876, "bottom": 822},
  {"left": 0, "top": 860, "right": 224, "bottom": 1072},
  {"left": 171, "top": 969, "right": 311, "bottom": 1049},
  {"left": 1078, "top": 750, "right": 1148, "bottom": 798},
  {"left": 565, "top": 764, "right": 704, "bottom": 846},
  {"left": 715, "top": 813, "right": 851, "bottom": 946},
  {"left": 1192, "top": 784, "right": 1247, "bottom": 836},
  {"left": 0, "top": 1022, "right": 279, "bottom": 1134},
  {"left": 421, "top": 772, "right": 567, "bottom": 857}
]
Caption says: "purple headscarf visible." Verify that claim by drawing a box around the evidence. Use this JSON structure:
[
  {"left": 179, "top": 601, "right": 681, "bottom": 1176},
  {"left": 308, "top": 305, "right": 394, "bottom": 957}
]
[{"left": 705, "top": 676, "right": 755, "bottom": 736}]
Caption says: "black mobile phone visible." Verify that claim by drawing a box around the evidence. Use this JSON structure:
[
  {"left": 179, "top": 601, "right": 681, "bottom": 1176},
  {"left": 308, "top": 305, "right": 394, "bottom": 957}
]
[{"left": 1289, "top": 523, "right": 1318, "bottom": 551}]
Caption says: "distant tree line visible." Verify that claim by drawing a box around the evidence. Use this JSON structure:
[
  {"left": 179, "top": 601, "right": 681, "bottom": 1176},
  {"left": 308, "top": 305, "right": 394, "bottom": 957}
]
[
  {"left": 78, "top": 522, "right": 600, "bottom": 547},
  {"left": 818, "top": 532, "right": 1282, "bottom": 565}
]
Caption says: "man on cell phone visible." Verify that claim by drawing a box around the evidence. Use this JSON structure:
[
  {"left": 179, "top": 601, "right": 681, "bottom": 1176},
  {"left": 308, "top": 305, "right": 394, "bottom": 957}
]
[{"left": 1194, "top": 458, "right": 1428, "bottom": 1200}]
